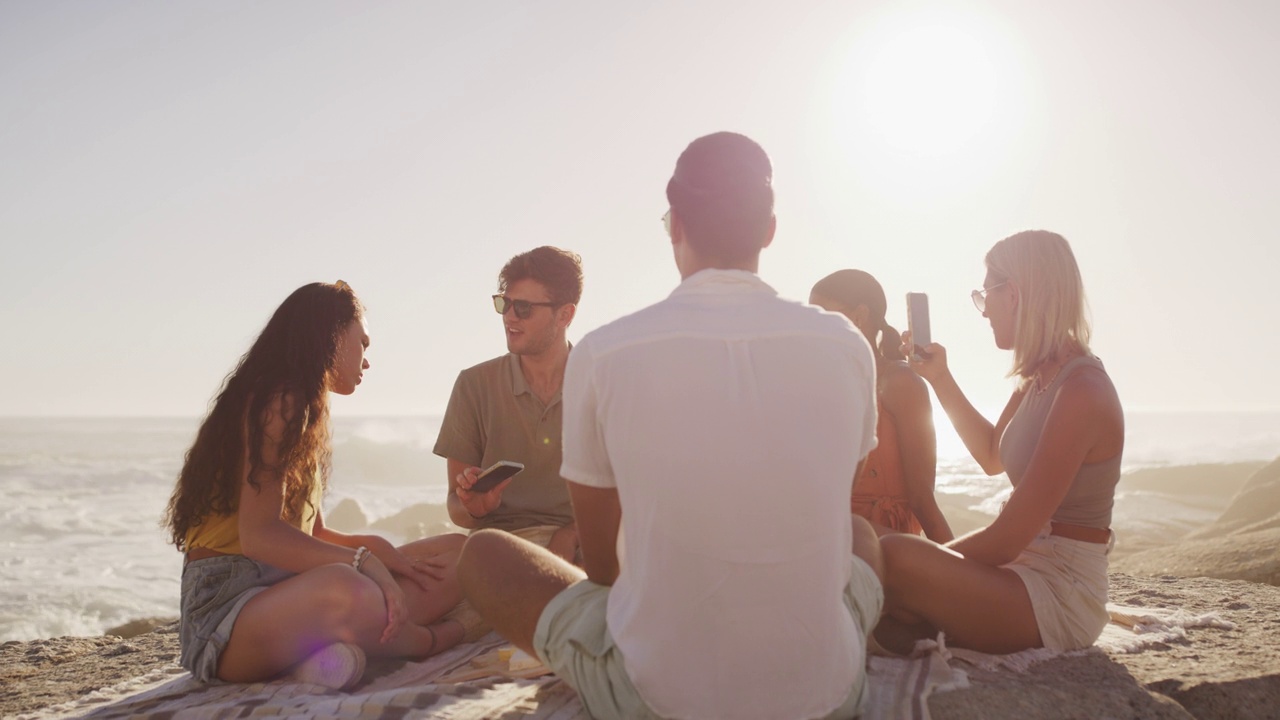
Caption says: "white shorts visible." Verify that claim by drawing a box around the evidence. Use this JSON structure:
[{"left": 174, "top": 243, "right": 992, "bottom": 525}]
[{"left": 1006, "top": 527, "right": 1111, "bottom": 650}]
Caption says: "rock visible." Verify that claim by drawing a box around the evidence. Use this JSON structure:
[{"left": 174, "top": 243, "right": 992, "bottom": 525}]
[
  {"left": 1111, "top": 527, "right": 1280, "bottom": 586},
  {"left": 106, "top": 617, "right": 177, "bottom": 639},
  {"left": 326, "top": 498, "right": 370, "bottom": 532},
  {"left": 369, "top": 502, "right": 459, "bottom": 541},
  {"left": 1188, "top": 457, "right": 1280, "bottom": 539},
  {"left": 1111, "top": 456, "right": 1280, "bottom": 587},
  {"left": 0, "top": 624, "right": 178, "bottom": 715},
  {"left": 3, "top": 575, "right": 1278, "bottom": 719},
  {"left": 930, "top": 574, "right": 1280, "bottom": 720}
]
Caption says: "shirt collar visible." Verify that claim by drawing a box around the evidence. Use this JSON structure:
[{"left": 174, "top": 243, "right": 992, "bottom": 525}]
[
  {"left": 668, "top": 268, "right": 777, "bottom": 298},
  {"left": 508, "top": 353, "right": 530, "bottom": 396},
  {"left": 507, "top": 344, "right": 572, "bottom": 398}
]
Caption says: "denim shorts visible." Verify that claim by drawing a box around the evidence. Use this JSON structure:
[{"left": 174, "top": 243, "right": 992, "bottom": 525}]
[{"left": 179, "top": 555, "right": 293, "bottom": 682}]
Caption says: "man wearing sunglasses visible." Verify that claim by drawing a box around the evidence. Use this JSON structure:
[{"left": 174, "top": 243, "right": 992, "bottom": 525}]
[
  {"left": 433, "top": 246, "right": 583, "bottom": 564},
  {"left": 457, "top": 133, "right": 885, "bottom": 719}
]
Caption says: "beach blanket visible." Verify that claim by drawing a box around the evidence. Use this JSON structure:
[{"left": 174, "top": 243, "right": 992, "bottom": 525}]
[
  {"left": 27, "top": 603, "right": 1233, "bottom": 720},
  {"left": 946, "top": 603, "right": 1238, "bottom": 673}
]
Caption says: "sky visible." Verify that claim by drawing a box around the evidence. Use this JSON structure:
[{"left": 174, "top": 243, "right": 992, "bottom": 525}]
[{"left": 2, "top": 0, "right": 1278, "bottom": 418}]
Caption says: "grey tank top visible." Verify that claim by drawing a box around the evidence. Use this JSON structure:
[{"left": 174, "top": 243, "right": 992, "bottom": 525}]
[{"left": 998, "top": 355, "right": 1121, "bottom": 528}]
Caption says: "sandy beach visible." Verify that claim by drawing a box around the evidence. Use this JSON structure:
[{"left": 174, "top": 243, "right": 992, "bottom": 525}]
[{"left": 4, "top": 457, "right": 1279, "bottom": 718}]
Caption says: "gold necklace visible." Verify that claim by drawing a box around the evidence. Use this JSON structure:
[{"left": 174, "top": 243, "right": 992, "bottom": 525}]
[
  {"left": 1032, "top": 366, "right": 1060, "bottom": 395},
  {"left": 1033, "top": 353, "right": 1079, "bottom": 395}
]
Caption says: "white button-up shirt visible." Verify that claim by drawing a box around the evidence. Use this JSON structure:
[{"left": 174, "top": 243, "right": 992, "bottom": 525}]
[{"left": 562, "top": 268, "right": 878, "bottom": 720}]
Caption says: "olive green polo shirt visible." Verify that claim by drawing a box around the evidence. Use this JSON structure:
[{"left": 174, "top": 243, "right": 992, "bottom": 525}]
[{"left": 433, "top": 352, "right": 573, "bottom": 531}]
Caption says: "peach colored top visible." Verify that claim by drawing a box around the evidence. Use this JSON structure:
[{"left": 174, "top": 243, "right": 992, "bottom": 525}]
[{"left": 851, "top": 400, "right": 923, "bottom": 535}]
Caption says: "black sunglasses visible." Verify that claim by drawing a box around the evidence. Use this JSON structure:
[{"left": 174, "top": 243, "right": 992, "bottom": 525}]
[{"left": 492, "top": 294, "right": 558, "bottom": 320}]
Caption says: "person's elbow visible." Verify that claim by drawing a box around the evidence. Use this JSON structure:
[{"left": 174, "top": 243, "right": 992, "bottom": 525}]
[
  {"left": 581, "top": 554, "right": 618, "bottom": 587},
  {"left": 236, "top": 525, "right": 271, "bottom": 561},
  {"left": 977, "top": 457, "right": 1005, "bottom": 476}
]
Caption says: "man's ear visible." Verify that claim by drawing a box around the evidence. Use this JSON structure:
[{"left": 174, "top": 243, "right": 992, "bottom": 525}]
[
  {"left": 558, "top": 303, "right": 577, "bottom": 328},
  {"left": 760, "top": 215, "right": 777, "bottom": 249}
]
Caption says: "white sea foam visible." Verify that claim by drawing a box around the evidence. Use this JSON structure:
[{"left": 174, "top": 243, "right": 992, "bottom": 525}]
[{"left": 0, "top": 411, "right": 1275, "bottom": 642}]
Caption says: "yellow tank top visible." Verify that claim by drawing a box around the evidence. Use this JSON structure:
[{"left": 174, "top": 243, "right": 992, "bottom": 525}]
[{"left": 185, "top": 479, "right": 323, "bottom": 554}]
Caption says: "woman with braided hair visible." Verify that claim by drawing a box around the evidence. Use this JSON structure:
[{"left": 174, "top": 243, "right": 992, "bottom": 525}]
[{"left": 811, "top": 269, "right": 954, "bottom": 543}]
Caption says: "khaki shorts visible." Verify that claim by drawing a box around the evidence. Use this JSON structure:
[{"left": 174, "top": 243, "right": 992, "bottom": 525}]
[
  {"left": 1007, "top": 527, "right": 1111, "bottom": 651},
  {"left": 532, "top": 556, "right": 883, "bottom": 720}
]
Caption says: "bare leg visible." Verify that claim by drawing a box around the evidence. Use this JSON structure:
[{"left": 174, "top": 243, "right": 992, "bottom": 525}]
[
  {"left": 851, "top": 514, "right": 885, "bottom": 583},
  {"left": 457, "top": 529, "right": 585, "bottom": 655},
  {"left": 874, "top": 533, "right": 1041, "bottom": 654},
  {"left": 364, "top": 617, "right": 464, "bottom": 660},
  {"left": 217, "top": 564, "right": 398, "bottom": 682},
  {"left": 362, "top": 533, "right": 470, "bottom": 660},
  {"left": 399, "top": 532, "right": 467, "bottom": 561},
  {"left": 397, "top": 534, "right": 466, "bottom": 626}
]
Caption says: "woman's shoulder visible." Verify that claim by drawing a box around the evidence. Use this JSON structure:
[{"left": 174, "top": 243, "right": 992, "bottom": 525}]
[
  {"left": 879, "top": 360, "right": 929, "bottom": 408},
  {"left": 881, "top": 360, "right": 925, "bottom": 388},
  {"left": 1061, "top": 355, "right": 1116, "bottom": 391},
  {"left": 1055, "top": 356, "right": 1122, "bottom": 415}
]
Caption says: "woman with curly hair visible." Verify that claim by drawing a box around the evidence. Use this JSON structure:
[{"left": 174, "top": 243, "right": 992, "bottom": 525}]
[
  {"left": 877, "top": 230, "right": 1124, "bottom": 655},
  {"left": 165, "top": 281, "right": 465, "bottom": 689}
]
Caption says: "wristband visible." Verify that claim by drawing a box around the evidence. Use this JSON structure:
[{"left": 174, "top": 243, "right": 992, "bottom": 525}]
[{"left": 352, "top": 546, "right": 369, "bottom": 572}]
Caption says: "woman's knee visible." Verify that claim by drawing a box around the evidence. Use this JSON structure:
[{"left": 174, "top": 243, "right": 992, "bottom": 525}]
[
  {"left": 878, "top": 533, "right": 930, "bottom": 596},
  {"left": 305, "top": 564, "right": 386, "bottom": 635}
]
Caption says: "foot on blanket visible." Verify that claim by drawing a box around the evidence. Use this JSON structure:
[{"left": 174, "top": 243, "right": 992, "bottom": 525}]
[
  {"left": 290, "top": 642, "right": 367, "bottom": 691},
  {"left": 444, "top": 600, "right": 494, "bottom": 643}
]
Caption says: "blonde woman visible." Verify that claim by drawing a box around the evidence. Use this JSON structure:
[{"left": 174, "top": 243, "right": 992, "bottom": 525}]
[{"left": 876, "top": 231, "right": 1123, "bottom": 654}]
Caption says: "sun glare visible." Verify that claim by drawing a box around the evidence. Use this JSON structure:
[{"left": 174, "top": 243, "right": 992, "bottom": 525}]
[
  {"left": 824, "top": 10, "right": 1027, "bottom": 202},
  {"left": 861, "top": 24, "right": 999, "bottom": 156}
]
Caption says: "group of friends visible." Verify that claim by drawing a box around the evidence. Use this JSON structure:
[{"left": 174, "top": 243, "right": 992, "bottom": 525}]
[{"left": 164, "top": 131, "right": 1124, "bottom": 720}]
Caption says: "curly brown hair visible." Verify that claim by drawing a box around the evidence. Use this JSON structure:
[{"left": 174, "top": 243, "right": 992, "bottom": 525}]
[{"left": 164, "top": 282, "right": 364, "bottom": 551}]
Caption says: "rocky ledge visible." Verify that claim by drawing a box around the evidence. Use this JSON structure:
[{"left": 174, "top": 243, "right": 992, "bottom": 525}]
[{"left": 1, "top": 573, "right": 1277, "bottom": 719}]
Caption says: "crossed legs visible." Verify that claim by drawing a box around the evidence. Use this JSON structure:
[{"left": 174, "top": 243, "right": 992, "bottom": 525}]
[
  {"left": 216, "top": 533, "right": 468, "bottom": 683},
  {"left": 874, "top": 532, "right": 1041, "bottom": 655}
]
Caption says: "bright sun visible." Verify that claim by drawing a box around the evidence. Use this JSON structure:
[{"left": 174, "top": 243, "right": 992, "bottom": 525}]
[
  {"left": 827, "top": 11, "right": 1026, "bottom": 199},
  {"left": 860, "top": 24, "right": 1000, "bottom": 156}
]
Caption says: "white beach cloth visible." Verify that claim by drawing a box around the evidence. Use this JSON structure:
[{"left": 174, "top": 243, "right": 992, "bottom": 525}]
[
  {"left": 946, "top": 602, "right": 1237, "bottom": 674},
  {"left": 22, "top": 603, "right": 1234, "bottom": 720}
]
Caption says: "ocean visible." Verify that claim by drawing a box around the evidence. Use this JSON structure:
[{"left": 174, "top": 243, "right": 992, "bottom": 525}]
[{"left": 2, "top": 411, "right": 1277, "bottom": 643}]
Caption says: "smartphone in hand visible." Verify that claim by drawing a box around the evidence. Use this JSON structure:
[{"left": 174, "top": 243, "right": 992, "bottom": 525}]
[
  {"left": 906, "top": 292, "right": 931, "bottom": 360},
  {"left": 470, "top": 460, "right": 525, "bottom": 493}
]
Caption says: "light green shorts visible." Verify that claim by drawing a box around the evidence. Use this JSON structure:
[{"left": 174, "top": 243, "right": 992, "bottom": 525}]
[{"left": 532, "top": 556, "right": 884, "bottom": 720}]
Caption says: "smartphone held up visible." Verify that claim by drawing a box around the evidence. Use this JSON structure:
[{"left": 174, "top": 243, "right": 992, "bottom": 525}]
[
  {"left": 906, "top": 292, "right": 931, "bottom": 361},
  {"left": 470, "top": 460, "right": 525, "bottom": 494}
]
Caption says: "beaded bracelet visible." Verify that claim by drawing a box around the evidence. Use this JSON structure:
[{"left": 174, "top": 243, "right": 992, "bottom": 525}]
[{"left": 352, "top": 546, "right": 369, "bottom": 572}]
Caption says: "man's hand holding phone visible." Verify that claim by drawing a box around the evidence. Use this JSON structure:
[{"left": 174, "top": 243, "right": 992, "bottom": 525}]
[{"left": 454, "top": 461, "right": 524, "bottom": 519}]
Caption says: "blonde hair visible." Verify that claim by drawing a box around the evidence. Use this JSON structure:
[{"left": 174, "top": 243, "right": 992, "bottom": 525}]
[{"left": 985, "top": 230, "right": 1091, "bottom": 379}]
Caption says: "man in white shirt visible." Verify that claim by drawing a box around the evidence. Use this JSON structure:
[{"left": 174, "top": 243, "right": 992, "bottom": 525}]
[{"left": 457, "top": 132, "right": 885, "bottom": 720}]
